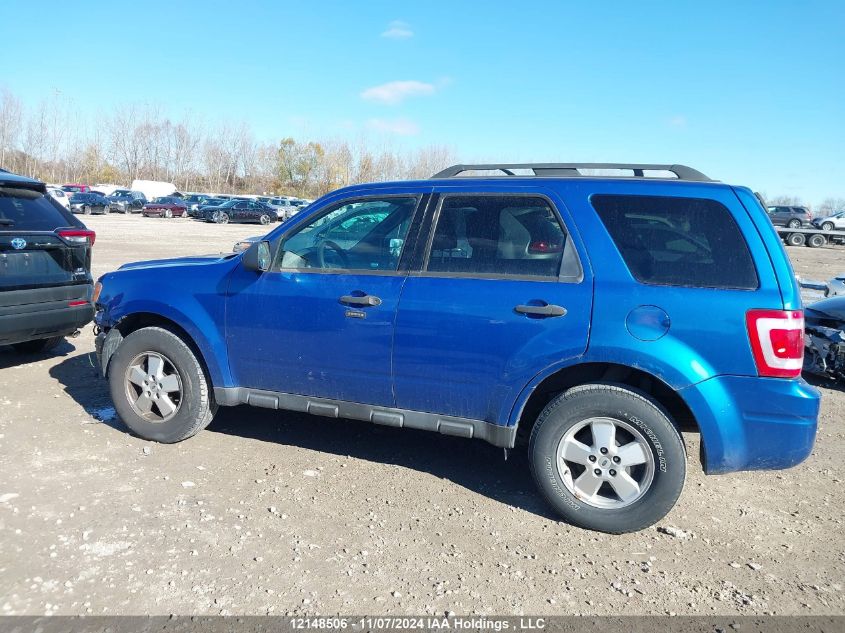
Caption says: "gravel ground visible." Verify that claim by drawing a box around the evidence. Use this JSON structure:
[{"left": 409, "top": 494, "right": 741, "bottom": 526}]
[{"left": 0, "top": 214, "right": 843, "bottom": 616}]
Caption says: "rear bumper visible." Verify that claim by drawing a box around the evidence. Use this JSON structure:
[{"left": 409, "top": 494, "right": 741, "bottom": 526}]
[
  {"left": 0, "top": 285, "right": 94, "bottom": 345},
  {"left": 680, "top": 375, "right": 820, "bottom": 474}
]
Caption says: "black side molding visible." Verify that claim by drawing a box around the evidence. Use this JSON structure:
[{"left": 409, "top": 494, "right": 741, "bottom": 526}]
[{"left": 214, "top": 387, "right": 517, "bottom": 448}]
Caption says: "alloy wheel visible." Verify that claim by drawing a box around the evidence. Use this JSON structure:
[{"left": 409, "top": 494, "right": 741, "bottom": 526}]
[
  {"left": 556, "top": 416, "right": 655, "bottom": 509},
  {"left": 124, "top": 352, "right": 183, "bottom": 423}
]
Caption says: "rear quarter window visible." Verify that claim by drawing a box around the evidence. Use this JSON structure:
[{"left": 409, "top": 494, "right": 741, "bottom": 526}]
[
  {"left": 591, "top": 194, "right": 758, "bottom": 289},
  {"left": 0, "top": 187, "right": 75, "bottom": 231}
]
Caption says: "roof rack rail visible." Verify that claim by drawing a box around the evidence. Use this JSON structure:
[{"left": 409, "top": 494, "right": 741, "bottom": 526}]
[{"left": 431, "top": 163, "right": 711, "bottom": 182}]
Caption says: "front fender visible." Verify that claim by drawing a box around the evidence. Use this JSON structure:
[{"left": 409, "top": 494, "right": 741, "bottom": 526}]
[{"left": 96, "top": 261, "right": 236, "bottom": 388}]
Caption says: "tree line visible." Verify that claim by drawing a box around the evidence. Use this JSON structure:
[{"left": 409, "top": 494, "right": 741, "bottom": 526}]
[
  {"left": 2, "top": 87, "right": 843, "bottom": 212},
  {"left": 0, "top": 88, "right": 456, "bottom": 198}
]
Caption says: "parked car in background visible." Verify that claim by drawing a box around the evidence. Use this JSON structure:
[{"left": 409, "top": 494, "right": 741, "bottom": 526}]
[
  {"left": 189, "top": 197, "right": 227, "bottom": 218},
  {"left": 93, "top": 162, "right": 819, "bottom": 534},
  {"left": 107, "top": 189, "right": 148, "bottom": 214},
  {"left": 267, "top": 197, "right": 300, "bottom": 220},
  {"left": 69, "top": 192, "right": 111, "bottom": 215},
  {"left": 206, "top": 199, "right": 275, "bottom": 225},
  {"left": 141, "top": 196, "right": 187, "bottom": 218},
  {"left": 62, "top": 183, "right": 91, "bottom": 196},
  {"left": 1, "top": 169, "right": 95, "bottom": 354},
  {"left": 812, "top": 211, "right": 845, "bottom": 232},
  {"left": 47, "top": 187, "right": 70, "bottom": 210},
  {"left": 182, "top": 194, "right": 212, "bottom": 213},
  {"left": 767, "top": 205, "right": 812, "bottom": 228}
]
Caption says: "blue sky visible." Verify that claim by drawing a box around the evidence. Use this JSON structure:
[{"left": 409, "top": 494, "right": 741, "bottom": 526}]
[{"left": 1, "top": 0, "right": 843, "bottom": 201}]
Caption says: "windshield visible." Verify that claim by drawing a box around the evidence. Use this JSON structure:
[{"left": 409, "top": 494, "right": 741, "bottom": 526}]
[{"left": 62, "top": 185, "right": 84, "bottom": 193}]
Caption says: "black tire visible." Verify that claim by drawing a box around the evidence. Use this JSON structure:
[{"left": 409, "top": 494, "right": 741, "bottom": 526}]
[
  {"left": 821, "top": 222, "right": 834, "bottom": 232},
  {"left": 787, "top": 219, "right": 801, "bottom": 228},
  {"left": 104, "top": 205, "right": 110, "bottom": 215},
  {"left": 216, "top": 213, "right": 229, "bottom": 225},
  {"left": 164, "top": 209, "right": 173, "bottom": 219},
  {"left": 259, "top": 214, "right": 270, "bottom": 225},
  {"left": 123, "top": 206, "right": 131, "bottom": 214},
  {"left": 108, "top": 326, "right": 216, "bottom": 443},
  {"left": 807, "top": 233, "right": 826, "bottom": 248},
  {"left": 83, "top": 205, "right": 92, "bottom": 215},
  {"left": 11, "top": 336, "right": 63, "bottom": 354},
  {"left": 529, "top": 383, "right": 686, "bottom": 534},
  {"left": 787, "top": 232, "right": 806, "bottom": 247}
]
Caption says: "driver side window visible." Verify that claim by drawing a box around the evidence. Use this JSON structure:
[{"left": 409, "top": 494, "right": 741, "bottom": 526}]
[{"left": 278, "top": 197, "right": 418, "bottom": 272}]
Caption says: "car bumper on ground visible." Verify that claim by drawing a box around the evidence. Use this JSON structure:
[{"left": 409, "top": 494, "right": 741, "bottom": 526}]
[
  {"left": 1, "top": 287, "right": 94, "bottom": 346},
  {"left": 680, "top": 375, "right": 820, "bottom": 474}
]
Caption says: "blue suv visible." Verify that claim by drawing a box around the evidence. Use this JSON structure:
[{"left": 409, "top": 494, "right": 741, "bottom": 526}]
[{"left": 93, "top": 163, "right": 819, "bottom": 533}]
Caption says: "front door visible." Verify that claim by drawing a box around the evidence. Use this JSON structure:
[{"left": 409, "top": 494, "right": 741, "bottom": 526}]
[
  {"left": 225, "top": 193, "right": 426, "bottom": 406},
  {"left": 392, "top": 191, "right": 593, "bottom": 425}
]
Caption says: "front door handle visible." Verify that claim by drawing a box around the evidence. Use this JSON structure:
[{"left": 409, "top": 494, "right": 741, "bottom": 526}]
[
  {"left": 514, "top": 304, "right": 567, "bottom": 317},
  {"left": 340, "top": 294, "right": 382, "bottom": 307}
]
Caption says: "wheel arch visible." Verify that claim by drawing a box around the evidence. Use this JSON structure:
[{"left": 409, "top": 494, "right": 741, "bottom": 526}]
[
  {"left": 511, "top": 361, "right": 703, "bottom": 465},
  {"left": 108, "top": 312, "right": 219, "bottom": 391}
]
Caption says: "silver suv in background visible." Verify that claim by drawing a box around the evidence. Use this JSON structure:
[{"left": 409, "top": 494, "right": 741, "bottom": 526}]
[{"left": 813, "top": 211, "right": 845, "bottom": 232}]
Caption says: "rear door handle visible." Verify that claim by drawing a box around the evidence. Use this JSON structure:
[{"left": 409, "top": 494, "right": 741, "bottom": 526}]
[
  {"left": 514, "top": 304, "right": 567, "bottom": 317},
  {"left": 340, "top": 294, "right": 382, "bottom": 307}
]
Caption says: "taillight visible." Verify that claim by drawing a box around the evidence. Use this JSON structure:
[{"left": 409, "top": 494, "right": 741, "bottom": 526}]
[
  {"left": 745, "top": 309, "right": 804, "bottom": 378},
  {"left": 528, "top": 240, "right": 564, "bottom": 254},
  {"left": 57, "top": 229, "right": 96, "bottom": 246}
]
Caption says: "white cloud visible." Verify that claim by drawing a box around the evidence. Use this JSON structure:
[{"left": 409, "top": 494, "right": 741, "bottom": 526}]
[
  {"left": 381, "top": 20, "right": 413, "bottom": 39},
  {"left": 361, "top": 80, "right": 436, "bottom": 105},
  {"left": 668, "top": 115, "right": 688, "bottom": 128},
  {"left": 366, "top": 118, "right": 420, "bottom": 136}
]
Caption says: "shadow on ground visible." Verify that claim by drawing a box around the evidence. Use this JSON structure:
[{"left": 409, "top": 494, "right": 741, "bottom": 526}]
[
  {"left": 47, "top": 353, "right": 554, "bottom": 519},
  {"left": 0, "top": 339, "right": 77, "bottom": 370}
]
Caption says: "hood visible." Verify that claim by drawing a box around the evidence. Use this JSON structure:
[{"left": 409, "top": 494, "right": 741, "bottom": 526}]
[
  {"left": 118, "top": 253, "right": 238, "bottom": 271},
  {"left": 805, "top": 295, "right": 845, "bottom": 323}
]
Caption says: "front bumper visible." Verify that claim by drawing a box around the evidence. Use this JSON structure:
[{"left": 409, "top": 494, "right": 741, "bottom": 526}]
[{"left": 680, "top": 375, "right": 820, "bottom": 474}]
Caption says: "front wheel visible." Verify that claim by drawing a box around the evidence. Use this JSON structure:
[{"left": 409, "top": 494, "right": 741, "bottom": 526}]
[
  {"left": 529, "top": 383, "right": 686, "bottom": 534},
  {"left": 108, "top": 327, "right": 217, "bottom": 443},
  {"left": 259, "top": 214, "right": 270, "bottom": 225},
  {"left": 215, "top": 212, "right": 229, "bottom": 225},
  {"left": 164, "top": 209, "right": 173, "bottom": 218},
  {"left": 83, "top": 205, "right": 92, "bottom": 215}
]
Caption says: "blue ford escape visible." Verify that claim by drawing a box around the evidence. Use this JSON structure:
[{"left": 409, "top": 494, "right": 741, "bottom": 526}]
[{"left": 93, "top": 163, "right": 820, "bottom": 533}]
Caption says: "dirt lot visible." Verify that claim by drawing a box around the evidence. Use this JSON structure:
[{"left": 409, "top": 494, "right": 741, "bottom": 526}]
[{"left": 1, "top": 214, "right": 843, "bottom": 616}]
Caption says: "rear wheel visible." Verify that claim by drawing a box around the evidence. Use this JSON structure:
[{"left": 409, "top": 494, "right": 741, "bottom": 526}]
[
  {"left": 216, "top": 212, "right": 229, "bottom": 225},
  {"left": 164, "top": 209, "right": 173, "bottom": 218},
  {"left": 108, "top": 327, "right": 216, "bottom": 443},
  {"left": 807, "top": 233, "right": 826, "bottom": 248},
  {"left": 123, "top": 206, "right": 131, "bottom": 215},
  {"left": 11, "top": 336, "right": 63, "bottom": 354},
  {"left": 259, "top": 214, "right": 271, "bottom": 225},
  {"left": 529, "top": 383, "right": 686, "bottom": 534},
  {"left": 83, "top": 205, "right": 91, "bottom": 215},
  {"left": 822, "top": 222, "right": 834, "bottom": 231},
  {"left": 787, "top": 219, "right": 801, "bottom": 228},
  {"left": 787, "top": 232, "right": 806, "bottom": 247}
]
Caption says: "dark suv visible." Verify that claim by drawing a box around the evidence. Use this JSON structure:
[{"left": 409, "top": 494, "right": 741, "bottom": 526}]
[
  {"left": 94, "top": 163, "right": 818, "bottom": 534},
  {"left": 1, "top": 170, "right": 95, "bottom": 353},
  {"left": 766, "top": 205, "right": 812, "bottom": 228}
]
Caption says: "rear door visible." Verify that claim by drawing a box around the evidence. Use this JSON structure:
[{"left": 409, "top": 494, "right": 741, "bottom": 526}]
[{"left": 391, "top": 189, "right": 593, "bottom": 425}]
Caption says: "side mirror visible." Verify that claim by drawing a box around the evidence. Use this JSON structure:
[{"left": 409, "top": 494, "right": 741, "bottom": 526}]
[{"left": 242, "top": 240, "right": 271, "bottom": 272}]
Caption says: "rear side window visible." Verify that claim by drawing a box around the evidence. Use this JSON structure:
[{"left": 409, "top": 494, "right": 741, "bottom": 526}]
[
  {"left": 591, "top": 194, "right": 758, "bottom": 289},
  {"left": 426, "top": 195, "right": 576, "bottom": 279},
  {"left": 0, "top": 187, "right": 73, "bottom": 231}
]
